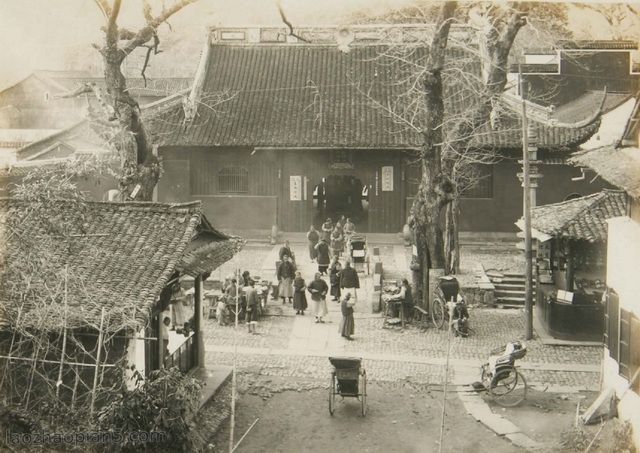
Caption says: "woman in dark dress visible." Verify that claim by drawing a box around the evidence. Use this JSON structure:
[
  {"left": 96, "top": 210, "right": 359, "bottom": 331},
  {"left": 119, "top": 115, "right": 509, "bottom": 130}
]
[
  {"left": 292, "top": 271, "right": 308, "bottom": 315},
  {"left": 338, "top": 293, "right": 355, "bottom": 340},
  {"left": 329, "top": 257, "right": 342, "bottom": 301}
]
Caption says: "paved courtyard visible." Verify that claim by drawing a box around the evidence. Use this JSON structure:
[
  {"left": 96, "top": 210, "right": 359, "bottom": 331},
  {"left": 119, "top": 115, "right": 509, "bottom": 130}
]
[{"left": 203, "top": 239, "right": 603, "bottom": 391}]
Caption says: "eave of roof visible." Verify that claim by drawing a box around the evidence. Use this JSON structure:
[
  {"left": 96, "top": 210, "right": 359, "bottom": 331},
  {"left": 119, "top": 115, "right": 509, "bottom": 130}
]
[
  {"left": 569, "top": 146, "right": 640, "bottom": 198},
  {"left": 526, "top": 190, "right": 627, "bottom": 242},
  {"left": 0, "top": 200, "right": 240, "bottom": 331}
]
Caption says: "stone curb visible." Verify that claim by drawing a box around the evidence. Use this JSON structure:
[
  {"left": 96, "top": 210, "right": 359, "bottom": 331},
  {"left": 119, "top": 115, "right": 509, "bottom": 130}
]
[{"left": 457, "top": 386, "right": 542, "bottom": 449}]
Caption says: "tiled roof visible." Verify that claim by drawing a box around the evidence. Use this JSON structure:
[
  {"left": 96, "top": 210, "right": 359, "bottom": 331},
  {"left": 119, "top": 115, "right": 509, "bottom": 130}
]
[
  {"left": 0, "top": 200, "right": 243, "bottom": 330},
  {"left": 472, "top": 115, "right": 600, "bottom": 150},
  {"left": 569, "top": 146, "right": 640, "bottom": 198},
  {"left": 557, "top": 40, "right": 638, "bottom": 50},
  {"left": 552, "top": 91, "right": 632, "bottom": 124},
  {"left": 529, "top": 190, "right": 627, "bottom": 242},
  {"left": 154, "top": 44, "right": 600, "bottom": 151}
]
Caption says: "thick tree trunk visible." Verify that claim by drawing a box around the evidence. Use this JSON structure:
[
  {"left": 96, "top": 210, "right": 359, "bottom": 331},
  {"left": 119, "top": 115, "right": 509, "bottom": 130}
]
[
  {"left": 408, "top": 2, "right": 457, "bottom": 308},
  {"left": 101, "top": 47, "right": 160, "bottom": 201}
]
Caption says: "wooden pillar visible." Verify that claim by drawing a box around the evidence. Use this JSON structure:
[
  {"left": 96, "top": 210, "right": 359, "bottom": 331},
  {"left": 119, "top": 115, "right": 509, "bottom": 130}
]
[
  {"left": 194, "top": 275, "right": 205, "bottom": 368},
  {"left": 157, "top": 313, "right": 164, "bottom": 370},
  {"left": 565, "top": 241, "right": 575, "bottom": 292}
]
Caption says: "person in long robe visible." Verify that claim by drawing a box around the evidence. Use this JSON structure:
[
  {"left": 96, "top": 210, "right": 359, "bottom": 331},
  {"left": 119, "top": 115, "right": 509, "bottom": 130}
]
[
  {"left": 338, "top": 293, "right": 355, "bottom": 340},
  {"left": 329, "top": 257, "right": 342, "bottom": 301},
  {"left": 277, "top": 256, "right": 296, "bottom": 304},
  {"left": 293, "top": 271, "right": 308, "bottom": 315},
  {"left": 315, "top": 238, "right": 331, "bottom": 275},
  {"left": 306, "top": 225, "right": 319, "bottom": 262},
  {"left": 307, "top": 272, "right": 328, "bottom": 323}
]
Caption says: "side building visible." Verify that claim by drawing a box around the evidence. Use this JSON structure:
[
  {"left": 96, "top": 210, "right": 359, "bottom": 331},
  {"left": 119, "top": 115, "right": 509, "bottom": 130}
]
[{"left": 569, "top": 96, "right": 640, "bottom": 447}]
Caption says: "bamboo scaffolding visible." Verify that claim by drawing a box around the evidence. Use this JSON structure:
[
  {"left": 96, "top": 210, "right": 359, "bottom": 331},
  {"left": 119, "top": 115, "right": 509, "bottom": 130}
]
[
  {"left": 56, "top": 267, "right": 69, "bottom": 398},
  {"left": 0, "top": 306, "right": 23, "bottom": 390},
  {"left": 24, "top": 343, "right": 41, "bottom": 409},
  {"left": 0, "top": 355, "right": 117, "bottom": 367},
  {"left": 229, "top": 264, "right": 240, "bottom": 453},
  {"left": 90, "top": 308, "right": 106, "bottom": 418},
  {"left": 71, "top": 363, "right": 80, "bottom": 410},
  {"left": 438, "top": 313, "right": 454, "bottom": 453}
]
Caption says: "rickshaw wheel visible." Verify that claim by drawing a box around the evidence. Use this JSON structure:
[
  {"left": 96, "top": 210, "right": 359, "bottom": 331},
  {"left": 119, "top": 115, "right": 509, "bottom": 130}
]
[
  {"left": 360, "top": 370, "right": 367, "bottom": 416},
  {"left": 329, "top": 373, "right": 336, "bottom": 416},
  {"left": 489, "top": 367, "right": 527, "bottom": 407},
  {"left": 431, "top": 298, "right": 446, "bottom": 329}
]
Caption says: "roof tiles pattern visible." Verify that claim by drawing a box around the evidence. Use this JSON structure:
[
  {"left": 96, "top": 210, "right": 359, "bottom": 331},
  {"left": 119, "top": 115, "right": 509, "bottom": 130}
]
[
  {"left": 530, "top": 190, "right": 627, "bottom": 242},
  {"left": 0, "top": 200, "right": 242, "bottom": 330},
  {"left": 154, "top": 45, "right": 599, "bottom": 151},
  {"left": 569, "top": 146, "right": 640, "bottom": 198}
]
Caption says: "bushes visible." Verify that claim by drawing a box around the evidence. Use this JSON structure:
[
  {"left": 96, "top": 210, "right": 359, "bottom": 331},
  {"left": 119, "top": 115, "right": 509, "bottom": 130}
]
[{"left": 96, "top": 367, "right": 203, "bottom": 452}]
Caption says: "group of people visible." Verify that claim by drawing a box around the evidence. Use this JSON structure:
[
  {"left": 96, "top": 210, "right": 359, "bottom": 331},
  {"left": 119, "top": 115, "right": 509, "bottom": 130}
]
[
  {"left": 277, "top": 238, "right": 360, "bottom": 340},
  {"left": 306, "top": 217, "right": 357, "bottom": 276},
  {"left": 217, "top": 270, "right": 261, "bottom": 333}
]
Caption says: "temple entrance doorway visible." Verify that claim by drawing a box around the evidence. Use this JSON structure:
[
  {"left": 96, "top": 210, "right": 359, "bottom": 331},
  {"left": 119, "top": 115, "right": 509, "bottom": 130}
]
[{"left": 313, "top": 175, "right": 369, "bottom": 231}]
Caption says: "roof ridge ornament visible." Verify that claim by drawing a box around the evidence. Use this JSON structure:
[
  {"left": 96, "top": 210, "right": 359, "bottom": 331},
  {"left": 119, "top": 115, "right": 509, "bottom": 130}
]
[
  {"left": 336, "top": 28, "right": 354, "bottom": 53},
  {"left": 499, "top": 88, "right": 605, "bottom": 128}
]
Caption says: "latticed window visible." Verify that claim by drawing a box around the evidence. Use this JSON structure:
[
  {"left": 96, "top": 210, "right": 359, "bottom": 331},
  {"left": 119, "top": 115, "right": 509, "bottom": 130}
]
[
  {"left": 460, "top": 165, "right": 493, "bottom": 199},
  {"left": 218, "top": 166, "right": 249, "bottom": 193}
]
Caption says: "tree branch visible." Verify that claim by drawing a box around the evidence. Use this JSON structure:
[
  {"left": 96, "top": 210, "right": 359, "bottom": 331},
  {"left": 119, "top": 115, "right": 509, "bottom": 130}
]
[
  {"left": 54, "top": 83, "right": 117, "bottom": 121},
  {"left": 277, "top": 1, "right": 311, "bottom": 43},
  {"left": 427, "top": 1, "right": 457, "bottom": 71},
  {"left": 92, "top": 0, "right": 112, "bottom": 22},
  {"left": 105, "top": 0, "right": 122, "bottom": 48},
  {"left": 120, "top": 0, "right": 198, "bottom": 57}
]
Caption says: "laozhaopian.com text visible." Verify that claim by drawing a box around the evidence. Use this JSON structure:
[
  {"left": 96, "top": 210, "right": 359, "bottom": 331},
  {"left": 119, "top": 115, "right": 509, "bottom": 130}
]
[{"left": 6, "top": 430, "right": 165, "bottom": 446}]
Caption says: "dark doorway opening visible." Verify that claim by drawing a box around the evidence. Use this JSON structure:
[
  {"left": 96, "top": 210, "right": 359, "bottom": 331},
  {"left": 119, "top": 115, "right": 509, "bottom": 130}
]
[{"left": 313, "top": 175, "right": 368, "bottom": 230}]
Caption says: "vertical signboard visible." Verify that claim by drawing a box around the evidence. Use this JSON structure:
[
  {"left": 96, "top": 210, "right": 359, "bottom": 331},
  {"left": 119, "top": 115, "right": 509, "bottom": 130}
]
[
  {"left": 381, "top": 166, "right": 394, "bottom": 191},
  {"left": 290, "top": 175, "right": 302, "bottom": 201}
]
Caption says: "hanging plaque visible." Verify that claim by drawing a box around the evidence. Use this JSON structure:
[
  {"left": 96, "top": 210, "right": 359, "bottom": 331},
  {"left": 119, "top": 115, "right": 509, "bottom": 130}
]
[
  {"left": 381, "top": 166, "right": 394, "bottom": 191},
  {"left": 290, "top": 176, "right": 302, "bottom": 201}
]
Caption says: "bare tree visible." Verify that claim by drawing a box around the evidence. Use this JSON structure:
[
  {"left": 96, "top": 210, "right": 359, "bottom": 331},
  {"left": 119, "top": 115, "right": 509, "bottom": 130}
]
[
  {"left": 63, "top": 0, "right": 199, "bottom": 201},
  {"left": 354, "top": 2, "right": 526, "bottom": 304}
]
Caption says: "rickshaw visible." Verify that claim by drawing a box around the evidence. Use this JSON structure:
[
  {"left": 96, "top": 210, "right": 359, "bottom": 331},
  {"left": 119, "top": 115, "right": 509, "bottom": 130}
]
[
  {"left": 472, "top": 341, "right": 528, "bottom": 407},
  {"left": 328, "top": 357, "right": 367, "bottom": 416},
  {"left": 431, "top": 276, "right": 468, "bottom": 332},
  {"left": 347, "top": 235, "right": 369, "bottom": 274}
]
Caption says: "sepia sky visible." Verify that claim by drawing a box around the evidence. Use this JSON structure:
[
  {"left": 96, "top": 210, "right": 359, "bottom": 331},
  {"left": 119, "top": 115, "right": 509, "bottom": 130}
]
[
  {"left": 0, "top": 0, "right": 636, "bottom": 88},
  {"left": 0, "top": 0, "right": 416, "bottom": 87}
]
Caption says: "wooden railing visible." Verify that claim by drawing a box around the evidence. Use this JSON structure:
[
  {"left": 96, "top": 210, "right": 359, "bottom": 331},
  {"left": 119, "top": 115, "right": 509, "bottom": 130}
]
[{"left": 164, "top": 334, "right": 196, "bottom": 373}]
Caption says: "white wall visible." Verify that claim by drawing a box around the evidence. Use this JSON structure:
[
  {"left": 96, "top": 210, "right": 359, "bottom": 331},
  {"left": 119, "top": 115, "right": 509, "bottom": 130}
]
[
  {"left": 606, "top": 217, "right": 640, "bottom": 314},
  {"left": 604, "top": 216, "right": 640, "bottom": 447},
  {"left": 124, "top": 329, "right": 147, "bottom": 390}
]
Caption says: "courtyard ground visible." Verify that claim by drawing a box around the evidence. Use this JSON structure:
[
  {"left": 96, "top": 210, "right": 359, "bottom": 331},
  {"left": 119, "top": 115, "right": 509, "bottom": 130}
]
[{"left": 196, "top": 238, "right": 634, "bottom": 452}]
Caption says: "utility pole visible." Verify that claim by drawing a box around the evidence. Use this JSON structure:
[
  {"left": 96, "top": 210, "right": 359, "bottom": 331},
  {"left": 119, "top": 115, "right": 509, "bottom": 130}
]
[{"left": 519, "top": 65, "right": 534, "bottom": 340}]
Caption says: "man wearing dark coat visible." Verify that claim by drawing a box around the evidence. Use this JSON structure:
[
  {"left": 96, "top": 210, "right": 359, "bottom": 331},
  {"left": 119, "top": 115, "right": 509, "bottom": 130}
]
[
  {"left": 339, "top": 260, "right": 360, "bottom": 303},
  {"left": 307, "top": 272, "right": 329, "bottom": 323},
  {"left": 279, "top": 240, "right": 295, "bottom": 263},
  {"left": 314, "top": 238, "right": 331, "bottom": 275}
]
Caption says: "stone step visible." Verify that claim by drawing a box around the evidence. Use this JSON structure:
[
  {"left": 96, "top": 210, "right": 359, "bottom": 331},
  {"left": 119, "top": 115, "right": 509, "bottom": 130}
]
[
  {"left": 495, "top": 289, "right": 526, "bottom": 296},
  {"left": 494, "top": 283, "right": 529, "bottom": 290},
  {"left": 499, "top": 276, "right": 526, "bottom": 282},
  {"left": 495, "top": 296, "right": 526, "bottom": 305}
]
